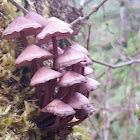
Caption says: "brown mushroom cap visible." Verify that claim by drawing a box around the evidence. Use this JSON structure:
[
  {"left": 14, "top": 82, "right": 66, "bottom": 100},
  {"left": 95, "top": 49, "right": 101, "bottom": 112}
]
[
  {"left": 2, "top": 17, "right": 42, "bottom": 40},
  {"left": 64, "top": 92, "right": 92, "bottom": 109},
  {"left": 25, "top": 12, "right": 48, "bottom": 26},
  {"left": 84, "top": 67, "right": 94, "bottom": 76},
  {"left": 77, "top": 77, "right": 100, "bottom": 94},
  {"left": 41, "top": 99, "right": 75, "bottom": 117},
  {"left": 75, "top": 104, "right": 96, "bottom": 119},
  {"left": 15, "top": 44, "right": 54, "bottom": 67},
  {"left": 70, "top": 43, "right": 89, "bottom": 56},
  {"left": 35, "top": 17, "right": 74, "bottom": 44},
  {"left": 55, "top": 48, "right": 86, "bottom": 69},
  {"left": 30, "top": 66, "right": 62, "bottom": 86},
  {"left": 57, "top": 71, "right": 86, "bottom": 87}
]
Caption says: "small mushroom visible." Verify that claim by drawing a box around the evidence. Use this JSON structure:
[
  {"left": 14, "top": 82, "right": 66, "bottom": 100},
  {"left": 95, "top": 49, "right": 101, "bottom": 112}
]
[
  {"left": 15, "top": 44, "right": 54, "bottom": 67},
  {"left": 2, "top": 17, "right": 42, "bottom": 40},
  {"left": 41, "top": 99, "right": 75, "bottom": 117},
  {"left": 41, "top": 99, "right": 75, "bottom": 131},
  {"left": 75, "top": 104, "right": 96, "bottom": 119},
  {"left": 77, "top": 77, "right": 100, "bottom": 94},
  {"left": 55, "top": 48, "right": 86, "bottom": 69},
  {"left": 30, "top": 66, "right": 62, "bottom": 86},
  {"left": 64, "top": 92, "right": 92, "bottom": 109},
  {"left": 57, "top": 71, "right": 86, "bottom": 87},
  {"left": 35, "top": 17, "right": 74, "bottom": 44},
  {"left": 30, "top": 66, "right": 62, "bottom": 106}
]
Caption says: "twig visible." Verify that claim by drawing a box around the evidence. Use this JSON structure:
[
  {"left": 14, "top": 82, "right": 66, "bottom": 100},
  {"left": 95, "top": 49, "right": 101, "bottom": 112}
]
[
  {"left": 92, "top": 58, "right": 140, "bottom": 69},
  {"left": 71, "top": 0, "right": 108, "bottom": 26},
  {"left": 86, "top": 22, "right": 91, "bottom": 51},
  {"left": 88, "top": 117, "right": 103, "bottom": 140},
  {"left": 9, "top": 0, "right": 29, "bottom": 14},
  {"left": 106, "top": 23, "right": 132, "bottom": 60}
]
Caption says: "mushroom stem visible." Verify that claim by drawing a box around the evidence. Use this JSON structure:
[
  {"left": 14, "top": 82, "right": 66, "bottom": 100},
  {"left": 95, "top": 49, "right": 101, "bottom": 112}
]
[
  {"left": 20, "top": 31, "right": 28, "bottom": 47},
  {"left": 45, "top": 116, "right": 60, "bottom": 131},
  {"left": 59, "top": 115, "right": 74, "bottom": 128},
  {"left": 43, "top": 82, "right": 49, "bottom": 107},
  {"left": 32, "top": 59, "right": 37, "bottom": 74},
  {"left": 36, "top": 84, "right": 43, "bottom": 106},
  {"left": 55, "top": 87, "right": 70, "bottom": 99},
  {"left": 52, "top": 36, "right": 58, "bottom": 67},
  {"left": 48, "top": 79, "right": 57, "bottom": 101},
  {"left": 67, "top": 116, "right": 87, "bottom": 127}
]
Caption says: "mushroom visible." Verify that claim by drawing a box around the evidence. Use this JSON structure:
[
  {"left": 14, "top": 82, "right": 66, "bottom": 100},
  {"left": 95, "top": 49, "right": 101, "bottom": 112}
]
[
  {"left": 41, "top": 99, "right": 75, "bottom": 131},
  {"left": 75, "top": 104, "right": 96, "bottom": 119},
  {"left": 55, "top": 47, "right": 86, "bottom": 69},
  {"left": 62, "top": 92, "right": 94, "bottom": 127},
  {"left": 15, "top": 44, "right": 54, "bottom": 68},
  {"left": 56, "top": 71, "right": 86, "bottom": 99},
  {"left": 2, "top": 17, "right": 42, "bottom": 46},
  {"left": 35, "top": 17, "right": 74, "bottom": 44},
  {"left": 30, "top": 66, "right": 62, "bottom": 107},
  {"left": 76, "top": 77, "right": 100, "bottom": 97},
  {"left": 64, "top": 92, "right": 92, "bottom": 110},
  {"left": 35, "top": 17, "right": 75, "bottom": 68},
  {"left": 57, "top": 71, "right": 86, "bottom": 87}
]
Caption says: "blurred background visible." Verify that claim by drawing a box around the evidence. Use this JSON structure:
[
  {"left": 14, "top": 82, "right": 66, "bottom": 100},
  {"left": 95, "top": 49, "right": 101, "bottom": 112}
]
[{"left": 69, "top": 0, "right": 140, "bottom": 140}]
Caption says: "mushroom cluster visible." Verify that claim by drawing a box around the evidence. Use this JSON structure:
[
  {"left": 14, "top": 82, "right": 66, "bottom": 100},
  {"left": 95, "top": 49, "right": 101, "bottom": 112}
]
[{"left": 2, "top": 12, "right": 100, "bottom": 138}]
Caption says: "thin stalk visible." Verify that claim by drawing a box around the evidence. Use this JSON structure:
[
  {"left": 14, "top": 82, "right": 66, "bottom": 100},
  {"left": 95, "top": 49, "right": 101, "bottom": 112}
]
[
  {"left": 59, "top": 115, "right": 74, "bottom": 128},
  {"left": 44, "top": 36, "right": 58, "bottom": 108},
  {"left": 55, "top": 87, "right": 70, "bottom": 99},
  {"left": 43, "top": 82, "right": 49, "bottom": 107},
  {"left": 52, "top": 36, "right": 58, "bottom": 67},
  {"left": 45, "top": 116, "right": 60, "bottom": 131},
  {"left": 9, "top": 0, "right": 29, "bottom": 14},
  {"left": 20, "top": 31, "right": 28, "bottom": 47}
]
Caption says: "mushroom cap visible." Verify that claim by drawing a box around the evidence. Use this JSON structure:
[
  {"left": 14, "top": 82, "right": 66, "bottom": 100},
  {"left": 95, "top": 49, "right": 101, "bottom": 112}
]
[
  {"left": 25, "top": 12, "right": 48, "bottom": 26},
  {"left": 30, "top": 66, "right": 62, "bottom": 86},
  {"left": 70, "top": 43, "right": 89, "bottom": 56},
  {"left": 77, "top": 56, "right": 93, "bottom": 66},
  {"left": 15, "top": 44, "right": 54, "bottom": 67},
  {"left": 46, "top": 45, "right": 64, "bottom": 55},
  {"left": 35, "top": 17, "right": 74, "bottom": 44},
  {"left": 75, "top": 104, "right": 96, "bottom": 119},
  {"left": 55, "top": 48, "right": 86, "bottom": 69},
  {"left": 77, "top": 77, "right": 100, "bottom": 94},
  {"left": 2, "top": 17, "right": 42, "bottom": 40},
  {"left": 64, "top": 92, "right": 91, "bottom": 109},
  {"left": 41, "top": 99, "right": 75, "bottom": 117},
  {"left": 57, "top": 71, "right": 86, "bottom": 87},
  {"left": 84, "top": 67, "right": 94, "bottom": 76}
]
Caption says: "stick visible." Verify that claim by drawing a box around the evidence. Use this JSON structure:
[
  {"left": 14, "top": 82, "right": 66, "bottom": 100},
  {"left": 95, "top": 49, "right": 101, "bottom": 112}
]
[
  {"left": 71, "top": 0, "right": 108, "bottom": 26},
  {"left": 92, "top": 59, "right": 140, "bottom": 69},
  {"left": 9, "top": 0, "right": 29, "bottom": 14}
]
